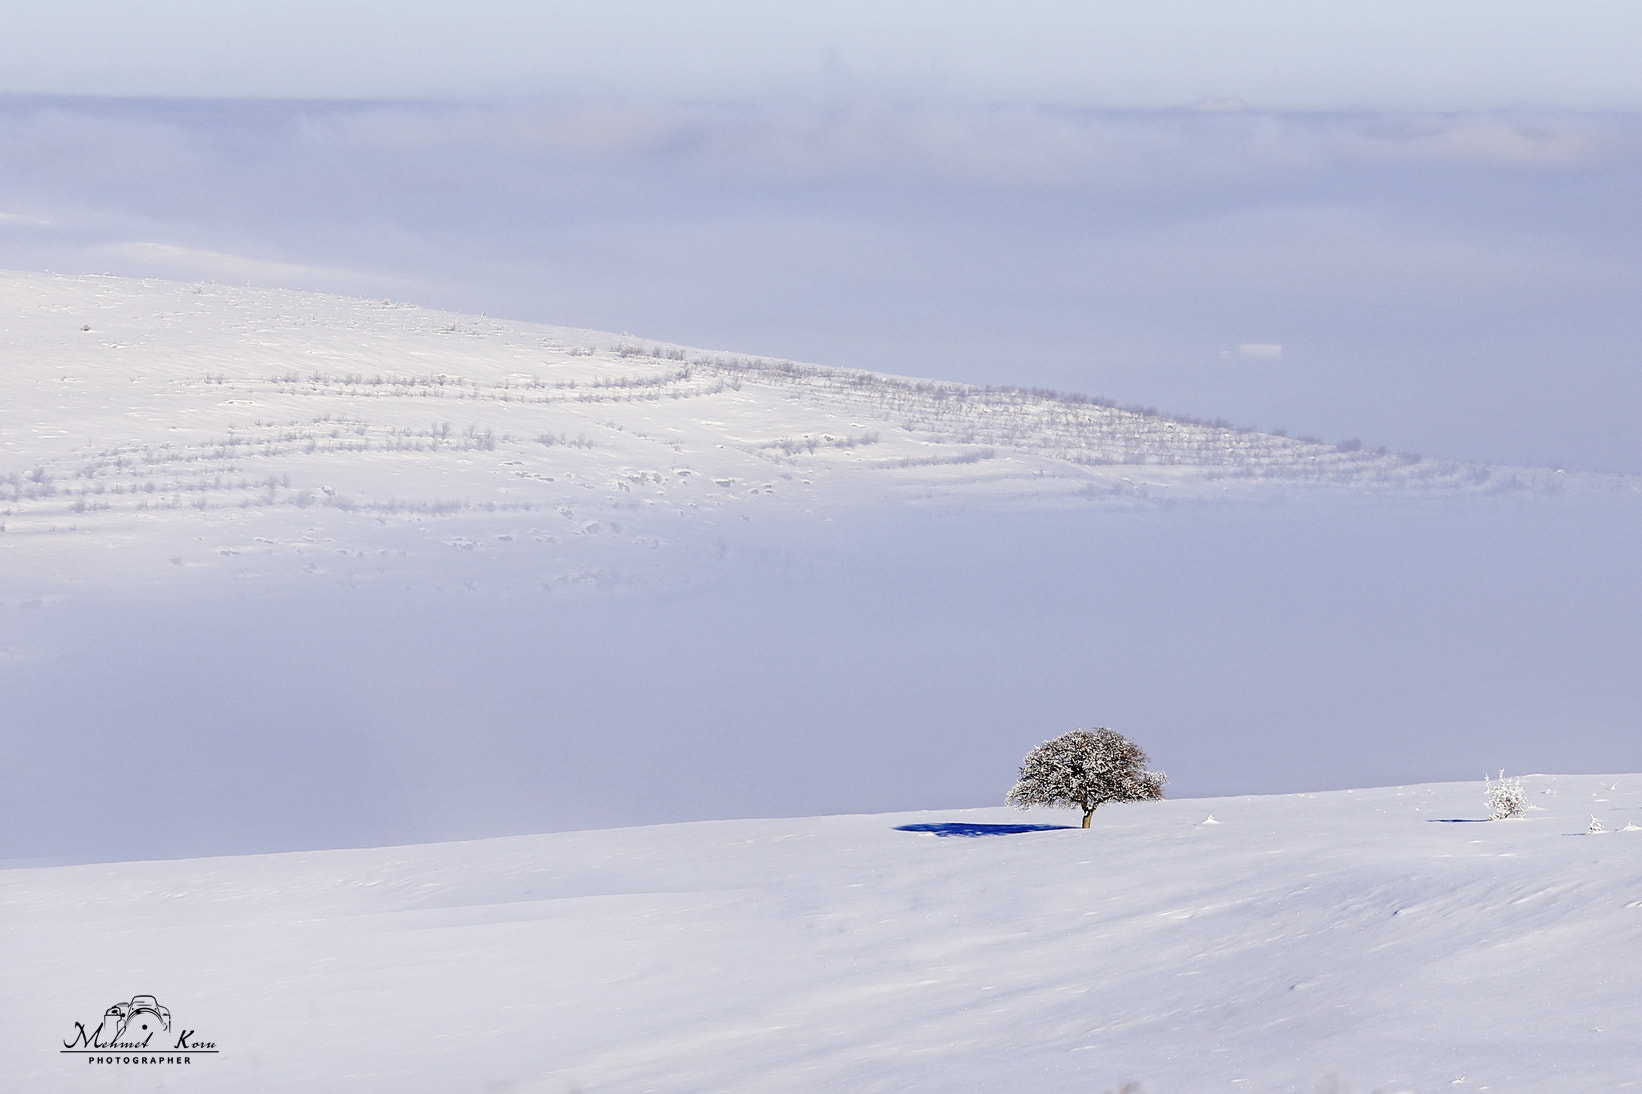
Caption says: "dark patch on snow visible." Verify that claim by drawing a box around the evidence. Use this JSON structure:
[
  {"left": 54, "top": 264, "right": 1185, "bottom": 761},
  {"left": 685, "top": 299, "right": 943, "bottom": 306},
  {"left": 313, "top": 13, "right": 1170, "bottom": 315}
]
[{"left": 896, "top": 822, "right": 1074, "bottom": 837}]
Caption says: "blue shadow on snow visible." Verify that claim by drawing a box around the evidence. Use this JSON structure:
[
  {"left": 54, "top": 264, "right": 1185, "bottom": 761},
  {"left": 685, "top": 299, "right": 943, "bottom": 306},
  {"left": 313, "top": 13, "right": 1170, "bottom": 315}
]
[{"left": 895, "top": 822, "right": 1075, "bottom": 838}]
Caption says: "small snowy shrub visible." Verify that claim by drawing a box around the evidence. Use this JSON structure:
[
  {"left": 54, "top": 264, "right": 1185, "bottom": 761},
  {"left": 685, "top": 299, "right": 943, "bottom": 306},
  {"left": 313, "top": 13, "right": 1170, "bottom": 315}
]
[
  {"left": 1485, "top": 770, "right": 1526, "bottom": 820},
  {"left": 1007, "top": 728, "right": 1165, "bottom": 828}
]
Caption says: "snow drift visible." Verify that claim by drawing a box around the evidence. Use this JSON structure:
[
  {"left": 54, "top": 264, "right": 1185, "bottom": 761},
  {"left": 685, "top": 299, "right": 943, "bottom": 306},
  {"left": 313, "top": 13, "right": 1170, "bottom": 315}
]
[{"left": 4, "top": 776, "right": 1639, "bottom": 1092}]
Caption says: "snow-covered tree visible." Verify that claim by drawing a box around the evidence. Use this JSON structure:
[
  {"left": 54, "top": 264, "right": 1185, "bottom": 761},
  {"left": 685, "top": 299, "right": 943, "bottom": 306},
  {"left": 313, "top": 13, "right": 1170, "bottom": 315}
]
[{"left": 1007, "top": 728, "right": 1165, "bottom": 828}]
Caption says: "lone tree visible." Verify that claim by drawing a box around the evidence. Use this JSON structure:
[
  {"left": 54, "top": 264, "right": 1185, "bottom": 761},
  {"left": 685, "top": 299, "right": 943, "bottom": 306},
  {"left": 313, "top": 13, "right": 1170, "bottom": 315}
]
[{"left": 1007, "top": 728, "right": 1165, "bottom": 828}]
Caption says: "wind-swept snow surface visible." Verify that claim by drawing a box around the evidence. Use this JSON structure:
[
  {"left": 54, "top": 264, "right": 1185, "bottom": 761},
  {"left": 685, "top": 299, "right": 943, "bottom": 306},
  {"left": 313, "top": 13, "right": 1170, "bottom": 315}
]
[
  {"left": 0, "top": 271, "right": 1601, "bottom": 596},
  {"left": 4, "top": 778, "right": 1640, "bottom": 1092}
]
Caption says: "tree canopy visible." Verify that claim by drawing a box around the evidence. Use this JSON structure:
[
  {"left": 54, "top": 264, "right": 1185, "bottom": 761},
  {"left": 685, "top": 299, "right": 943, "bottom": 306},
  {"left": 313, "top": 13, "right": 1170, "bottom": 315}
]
[{"left": 1007, "top": 728, "right": 1165, "bottom": 828}]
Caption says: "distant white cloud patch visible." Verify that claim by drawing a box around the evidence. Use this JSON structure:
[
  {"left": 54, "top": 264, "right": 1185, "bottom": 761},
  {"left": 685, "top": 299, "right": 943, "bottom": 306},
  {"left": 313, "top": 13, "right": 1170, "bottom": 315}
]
[{"left": 286, "top": 99, "right": 1642, "bottom": 188}]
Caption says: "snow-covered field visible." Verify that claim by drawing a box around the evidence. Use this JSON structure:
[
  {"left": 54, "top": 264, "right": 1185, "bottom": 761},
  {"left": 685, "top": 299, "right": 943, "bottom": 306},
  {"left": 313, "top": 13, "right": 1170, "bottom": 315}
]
[
  {"left": 4, "top": 775, "right": 1639, "bottom": 1093},
  {"left": 3, "top": 270, "right": 1614, "bottom": 598}
]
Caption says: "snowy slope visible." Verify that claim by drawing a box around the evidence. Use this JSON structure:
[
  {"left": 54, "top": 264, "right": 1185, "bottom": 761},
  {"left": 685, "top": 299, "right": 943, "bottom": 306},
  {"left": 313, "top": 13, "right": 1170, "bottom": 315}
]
[
  {"left": 3, "top": 776, "right": 1639, "bottom": 1093},
  {"left": 4, "top": 271, "right": 1614, "bottom": 596}
]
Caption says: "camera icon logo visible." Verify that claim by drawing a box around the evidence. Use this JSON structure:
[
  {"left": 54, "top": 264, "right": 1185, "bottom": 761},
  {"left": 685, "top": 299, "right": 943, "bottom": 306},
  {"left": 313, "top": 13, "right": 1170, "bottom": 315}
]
[{"left": 105, "top": 996, "right": 172, "bottom": 1046}]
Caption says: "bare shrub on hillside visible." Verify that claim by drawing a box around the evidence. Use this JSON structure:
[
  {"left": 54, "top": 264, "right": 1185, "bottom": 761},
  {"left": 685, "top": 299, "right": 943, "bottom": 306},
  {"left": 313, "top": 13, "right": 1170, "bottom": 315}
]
[{"left": 1485, "top": 770, "right": 1527, "bottom": 820}]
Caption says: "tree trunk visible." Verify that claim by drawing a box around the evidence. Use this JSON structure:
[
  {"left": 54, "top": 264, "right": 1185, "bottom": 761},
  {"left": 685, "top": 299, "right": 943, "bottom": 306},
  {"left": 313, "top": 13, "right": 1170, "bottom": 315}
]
[{"left": 1081, "top": 808, "right": 1094, "bottom": 828}]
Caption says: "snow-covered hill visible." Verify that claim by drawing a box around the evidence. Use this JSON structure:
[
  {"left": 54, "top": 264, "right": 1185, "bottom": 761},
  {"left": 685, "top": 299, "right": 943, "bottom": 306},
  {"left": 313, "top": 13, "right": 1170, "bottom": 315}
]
[
  {"left": 4, "top": 776, "right": 1639, "bottom": 1093},
  {"left": 5, "top": 271, "right": 1616, "bottom": 595}
]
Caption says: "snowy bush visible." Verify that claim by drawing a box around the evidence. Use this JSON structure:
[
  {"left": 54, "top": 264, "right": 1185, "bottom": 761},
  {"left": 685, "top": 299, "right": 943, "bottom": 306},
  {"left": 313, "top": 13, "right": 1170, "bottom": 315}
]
[
  {"left": 1484, "top": 770, "right": 1526, "bottom": 820},
  {"left": 1007, "top": 728, "right": 1165, "bottom": 828}
]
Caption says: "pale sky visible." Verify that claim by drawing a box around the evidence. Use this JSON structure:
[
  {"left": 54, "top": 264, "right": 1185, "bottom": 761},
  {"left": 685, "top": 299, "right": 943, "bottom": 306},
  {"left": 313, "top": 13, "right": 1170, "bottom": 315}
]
[{"left": 4, "top": 1, "right": 1641, "bottom": 109}]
